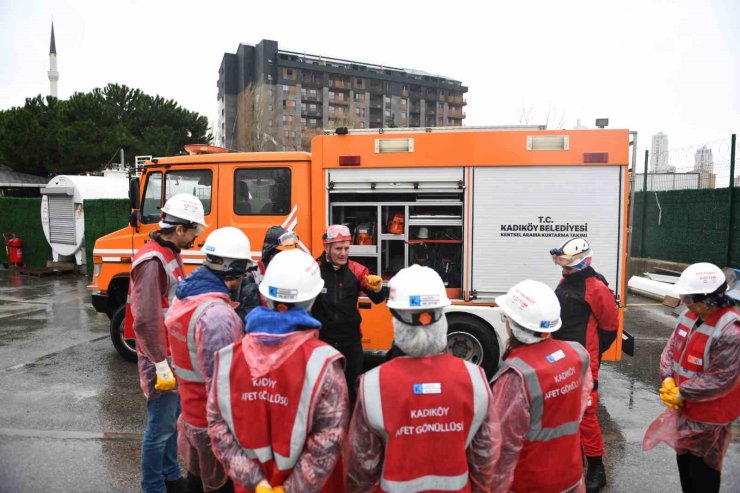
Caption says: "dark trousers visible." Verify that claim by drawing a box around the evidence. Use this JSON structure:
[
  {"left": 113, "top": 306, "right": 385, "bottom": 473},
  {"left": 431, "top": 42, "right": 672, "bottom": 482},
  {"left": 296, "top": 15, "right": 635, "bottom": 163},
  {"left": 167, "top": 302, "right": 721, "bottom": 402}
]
[
  {"left": 321, "top": 337, "right": 363, "bottom": 410},
  {"left": 676, "top": 453, "right": 721, "bottom": 493}
]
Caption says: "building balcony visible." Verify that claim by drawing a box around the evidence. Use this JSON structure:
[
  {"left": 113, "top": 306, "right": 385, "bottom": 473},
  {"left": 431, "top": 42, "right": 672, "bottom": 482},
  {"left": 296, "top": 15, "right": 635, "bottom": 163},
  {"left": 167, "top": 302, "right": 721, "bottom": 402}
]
[
  {"left": 301, "top": 93, "right": 323, "bottom": 102},
  {"left": 330, "top": 98, "right": 349, "bottom": 105},
  {"left": 302, "top": 77, "right": 323, "bottom": 87},
  {"left": 369, "top": 101, "right": 383, "bottom": 109},
  {"left": 303, "top": 108, "right": 323, "bottom": 117},
  {"left": 369, "top": 85, "right": 384, "bottom": 95},
  {"left": 329, "top": 79, "right": 350, "bottom": 89}
]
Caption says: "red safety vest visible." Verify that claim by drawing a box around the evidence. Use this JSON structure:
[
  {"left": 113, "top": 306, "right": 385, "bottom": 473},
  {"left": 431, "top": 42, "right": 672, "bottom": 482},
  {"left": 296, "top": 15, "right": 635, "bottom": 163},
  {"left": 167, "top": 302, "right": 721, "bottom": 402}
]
[
  {"left": 671, "top": 307, "right": 740, "bottom": 425},
  {"left": 213, "top": 336, "right": 344, "bottom": 490},
  {"left": 167, "top": 293, "right": 231, "bottom": 428},
  {"left": 124, "top": 241, "right": 184, "bottom": 340},
  {"left": 360, "top": 353, "right": 491, "bottom": 493},
  {"left": 504, "top": 338, "right": 590, "bottom": 493}
]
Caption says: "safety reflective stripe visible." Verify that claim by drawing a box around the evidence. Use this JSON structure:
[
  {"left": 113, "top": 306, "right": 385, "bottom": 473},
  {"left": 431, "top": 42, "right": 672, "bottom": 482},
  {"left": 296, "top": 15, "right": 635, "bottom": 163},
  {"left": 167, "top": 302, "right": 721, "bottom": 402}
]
[
  {"left": 132, "top": 250, "right": 181, "bottom": 306},
  {"left": 506, "top": 350, "right": 586, "bottom": 442},
  {"left": 362, "top": 367, "right": 385, "bottom": 438},
  {"left": 215, "top": 344, "right": 236, "bottom": 448},
  {"left": 380, "top": 472, "right": 469, "bottom": 493},
  {"left": 172, "top": 299, "right": 227, "bottom": 383},
  {"left": 274, "top": 345, "right": 340, "bottom": 470},
  {"left": 676, "top": 311, "right": 738, "bottom": 380},
  {"left": 215, "top": 342, "right": 340, "bottom": 469},
  {"left": 463, "top": 362, "right": 490, "bottom": 447}
]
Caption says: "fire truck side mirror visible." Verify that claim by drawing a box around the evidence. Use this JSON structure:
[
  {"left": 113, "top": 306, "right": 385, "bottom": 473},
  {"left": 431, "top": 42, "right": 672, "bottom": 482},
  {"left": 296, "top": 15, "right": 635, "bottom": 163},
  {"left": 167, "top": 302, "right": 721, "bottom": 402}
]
[
  {"left": 129, "top": 211, "right": 139, "bottom": 229},
  {"left": 129, "top": 177, "right": 140, "bottom": 230},
  {"left": 129, "top": 177, "right": 140, "bottom": 210}
]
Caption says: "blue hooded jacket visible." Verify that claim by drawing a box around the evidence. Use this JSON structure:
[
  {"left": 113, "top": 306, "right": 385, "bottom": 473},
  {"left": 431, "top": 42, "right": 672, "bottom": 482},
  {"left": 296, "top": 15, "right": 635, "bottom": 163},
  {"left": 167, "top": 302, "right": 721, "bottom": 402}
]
[{"left": 176, "top": 266, "right": 229, "bottom": 299}]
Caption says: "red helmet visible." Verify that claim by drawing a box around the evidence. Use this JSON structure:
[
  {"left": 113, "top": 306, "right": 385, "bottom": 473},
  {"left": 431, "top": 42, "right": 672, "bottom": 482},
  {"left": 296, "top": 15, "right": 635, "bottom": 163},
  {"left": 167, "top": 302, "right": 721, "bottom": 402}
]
[{"left": 323, "top": 224, "right": 352, "bottom": 245}]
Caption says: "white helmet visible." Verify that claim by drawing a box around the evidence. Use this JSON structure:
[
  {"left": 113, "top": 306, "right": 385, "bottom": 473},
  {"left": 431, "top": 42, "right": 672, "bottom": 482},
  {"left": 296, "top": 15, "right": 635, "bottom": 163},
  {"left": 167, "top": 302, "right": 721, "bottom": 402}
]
[
  {"left": 259, "top": 249, "right": 324, "bottom": 303},
  {"left": 159, "top": 193, "right": 207, "bottom": 228},
  {"left": 496, "top": 280, "right": 561, "bottom": 333},
  {"left": 387, "top": 264, "right": 451, "bottom": 310},
  {"left": 201, "top": 227, "right": 253, "bottom": 277},
  {"left": 201, "top": 227, "right": 252, "bottom": 259},
  {"left": 672, "top": 262, "right": 726, "bottom": 296},
  {"left": 550, "top": 237, "right": 592, "bottom": 268}
]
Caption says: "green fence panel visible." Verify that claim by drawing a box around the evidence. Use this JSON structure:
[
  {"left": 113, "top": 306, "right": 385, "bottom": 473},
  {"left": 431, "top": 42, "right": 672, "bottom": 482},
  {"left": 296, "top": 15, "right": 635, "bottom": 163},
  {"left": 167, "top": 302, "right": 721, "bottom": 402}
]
[
  {"left": 83, "top": 199, "right": 130, "bottom": 277},
  {"left": 0, "top": 197, "right": 52, "bottom": 268},
  {"left": 631, "top": 189, "right": 739, "bottom": 267}
]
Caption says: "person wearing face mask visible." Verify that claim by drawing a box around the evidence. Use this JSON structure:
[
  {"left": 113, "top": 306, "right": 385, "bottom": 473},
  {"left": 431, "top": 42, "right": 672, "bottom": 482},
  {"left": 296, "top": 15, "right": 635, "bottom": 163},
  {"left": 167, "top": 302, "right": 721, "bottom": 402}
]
[
  {"left": 490, "top": 280, "right": 592, "bottom": 493},
  {"left": 166, "top": 227, "right": 255, "bottom": 493},
  {"left": 311, "top": 224, "right": 387, "bottom": 409},
  {"left": 549, "top": 237, "right": 617, "bottom": 493},
  {"left": 643, "top": 262, "right": 739, "bottom": 493},
  {"left": 128, "top": 193, "right": 207, "bottom": 493},
  {"left": 346, "top": 265, "right": 499, "bottom": 493}
]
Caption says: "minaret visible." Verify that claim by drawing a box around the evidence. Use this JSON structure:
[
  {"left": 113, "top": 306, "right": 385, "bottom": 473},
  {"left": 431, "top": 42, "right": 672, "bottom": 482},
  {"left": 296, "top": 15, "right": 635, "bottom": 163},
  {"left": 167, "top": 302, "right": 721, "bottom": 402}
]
[{"left": 48, "top": 22, "right": 59, "bottom": 98}]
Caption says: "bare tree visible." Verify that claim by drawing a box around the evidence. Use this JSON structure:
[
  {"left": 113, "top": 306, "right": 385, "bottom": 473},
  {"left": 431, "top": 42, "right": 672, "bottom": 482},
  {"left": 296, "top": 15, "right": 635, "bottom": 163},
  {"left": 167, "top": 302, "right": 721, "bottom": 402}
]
[
  {"left": 235, "top": 83, "right": 281, "bottom": 152},
  {"left": 517, "top": 103, "right": 567, "bottom": 129}
]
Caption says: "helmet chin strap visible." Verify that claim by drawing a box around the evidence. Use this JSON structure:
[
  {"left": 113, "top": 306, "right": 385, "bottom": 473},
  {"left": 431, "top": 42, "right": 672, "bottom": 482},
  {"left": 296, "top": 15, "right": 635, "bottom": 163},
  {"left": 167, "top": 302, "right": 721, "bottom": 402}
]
[{"left": 389, "top": 308, "right": 443, "bottom": 326}]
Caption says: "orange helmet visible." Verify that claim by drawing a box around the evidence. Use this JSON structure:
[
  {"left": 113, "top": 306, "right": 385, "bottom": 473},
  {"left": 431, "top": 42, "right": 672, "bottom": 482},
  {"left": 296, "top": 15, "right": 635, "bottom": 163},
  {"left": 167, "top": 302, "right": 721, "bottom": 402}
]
[
  {"left": 388, "top": 213, "right": 405, "bottom": 235},
  {"left": 323, "top": 224, "right": 352, "bottom": 245}
]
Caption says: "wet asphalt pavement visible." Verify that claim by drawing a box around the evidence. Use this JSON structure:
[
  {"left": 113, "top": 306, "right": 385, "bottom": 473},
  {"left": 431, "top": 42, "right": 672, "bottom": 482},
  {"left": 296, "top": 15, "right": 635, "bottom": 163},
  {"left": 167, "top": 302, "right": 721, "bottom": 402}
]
[{"left": 0, "top": 269, "right": 737, "bottom": 492}]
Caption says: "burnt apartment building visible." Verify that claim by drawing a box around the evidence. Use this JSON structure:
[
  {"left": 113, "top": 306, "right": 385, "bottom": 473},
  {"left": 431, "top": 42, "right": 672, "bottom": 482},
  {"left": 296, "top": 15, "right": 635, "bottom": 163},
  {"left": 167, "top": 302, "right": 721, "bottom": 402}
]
[{"left": 217, "top": 39, "right": 467, "bottom": 151}]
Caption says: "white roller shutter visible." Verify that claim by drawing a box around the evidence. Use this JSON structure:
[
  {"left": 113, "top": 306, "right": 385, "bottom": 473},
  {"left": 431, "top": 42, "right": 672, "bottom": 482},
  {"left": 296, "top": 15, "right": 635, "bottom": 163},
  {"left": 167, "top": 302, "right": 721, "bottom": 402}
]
[
  {"left": 48, "top": 196, "right": 76, "bottom": 245},
  {"left": 472, "top": 166, "right": 624, "bottom": 297}
]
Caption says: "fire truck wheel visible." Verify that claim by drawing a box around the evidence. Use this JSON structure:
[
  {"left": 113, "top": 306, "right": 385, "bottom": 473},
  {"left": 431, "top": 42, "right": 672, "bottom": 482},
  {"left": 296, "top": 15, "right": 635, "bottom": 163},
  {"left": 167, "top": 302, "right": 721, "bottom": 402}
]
[
  {"left": 110, "top": 305, "right": 137, "bottom": 362},
  {"left": 446, "top": 315, "right": 499, "bottom": 379}
]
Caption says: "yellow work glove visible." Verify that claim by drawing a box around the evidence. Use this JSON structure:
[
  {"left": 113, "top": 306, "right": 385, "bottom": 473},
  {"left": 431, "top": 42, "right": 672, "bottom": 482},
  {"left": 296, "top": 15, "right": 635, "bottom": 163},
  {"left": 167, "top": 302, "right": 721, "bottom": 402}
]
[
  {"left": 273, "top": 487, "right": 285, "bottom": 493},
  {"left": 660, "top": 386, "right": 683, "bottom": 410},
  {"left": 661, "top": 377, "right": 676, "bottom": 392},
  {"left": 154, "top": 360, "right": 177, "bottom": 391},
  {"left": 255, "top": 481, "right": 273, "bottom": 493},
  {"left": 364, "top": 274, "right": 383, "bottom": 293}
]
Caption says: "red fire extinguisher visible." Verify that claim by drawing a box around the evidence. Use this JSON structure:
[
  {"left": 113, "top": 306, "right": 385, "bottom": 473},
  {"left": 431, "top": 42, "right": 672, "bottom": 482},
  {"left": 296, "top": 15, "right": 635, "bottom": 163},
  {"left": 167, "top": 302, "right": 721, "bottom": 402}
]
[{"left": 3, "top": 233, "right": 24, "bottom": 267}]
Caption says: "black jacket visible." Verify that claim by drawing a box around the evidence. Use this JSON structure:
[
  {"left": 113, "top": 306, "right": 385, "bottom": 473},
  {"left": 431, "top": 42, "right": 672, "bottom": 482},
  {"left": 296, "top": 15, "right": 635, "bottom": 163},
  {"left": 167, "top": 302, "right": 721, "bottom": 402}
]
[{"left": 311, "top": 254, "right": 387, "bottom": 342}]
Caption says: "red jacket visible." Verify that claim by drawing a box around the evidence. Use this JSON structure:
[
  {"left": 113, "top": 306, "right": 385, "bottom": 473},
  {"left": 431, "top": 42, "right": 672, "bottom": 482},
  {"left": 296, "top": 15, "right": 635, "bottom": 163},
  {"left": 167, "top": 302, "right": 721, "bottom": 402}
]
[
  {"left": 554, "top": 267, "right": 618, "bottom": 380},
  {"left": 167, "top": 293, "right": 232, "bottom": 428},
  {"left": 212, "top": 336, "right": 344, "bottom": 490},
  {"left": 359, "top": 353, "right": 491, "bottom": 492},
  {"left": 505, "top": 338, "right": 590, "bottom": 493},
  {"left": 671, "top": 307, "right": 740, "bottom": 425}
]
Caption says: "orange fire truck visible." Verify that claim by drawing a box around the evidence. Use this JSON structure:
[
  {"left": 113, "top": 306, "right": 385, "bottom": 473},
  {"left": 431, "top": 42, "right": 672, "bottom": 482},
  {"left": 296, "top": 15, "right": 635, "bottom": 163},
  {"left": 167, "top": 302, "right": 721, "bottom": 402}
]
[{"left": 90, "top": 126, "right": 634, "bottom": 377}]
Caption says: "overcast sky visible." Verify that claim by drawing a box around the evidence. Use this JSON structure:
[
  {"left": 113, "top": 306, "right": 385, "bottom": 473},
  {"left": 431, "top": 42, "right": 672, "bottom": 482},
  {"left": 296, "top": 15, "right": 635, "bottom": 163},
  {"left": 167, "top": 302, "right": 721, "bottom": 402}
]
[{"left": 1, "top": 0, "right": 738, "bottom": 170}]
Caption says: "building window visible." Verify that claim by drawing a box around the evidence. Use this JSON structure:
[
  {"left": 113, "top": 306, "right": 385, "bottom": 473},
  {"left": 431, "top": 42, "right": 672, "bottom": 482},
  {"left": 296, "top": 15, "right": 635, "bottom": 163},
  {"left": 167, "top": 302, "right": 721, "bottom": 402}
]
[{"left": 282, "top": 84, "right": 289, "bottom": 92}]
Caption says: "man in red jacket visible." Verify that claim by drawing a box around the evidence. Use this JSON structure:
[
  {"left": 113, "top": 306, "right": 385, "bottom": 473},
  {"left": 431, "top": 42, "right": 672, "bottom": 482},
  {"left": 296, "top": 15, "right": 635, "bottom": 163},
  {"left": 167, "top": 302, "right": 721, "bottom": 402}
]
[
  {"left": 491, "top": 279, "right": 593, "bottom": 493},
  {"left": 347, "top": 265, "right": 499, "bottom": 493},
  {"left": 208, "top": 249, "right": 348, "bottom": 493},
  {"left": 550, "top": 238, "right": 618, "bottom": 493}
]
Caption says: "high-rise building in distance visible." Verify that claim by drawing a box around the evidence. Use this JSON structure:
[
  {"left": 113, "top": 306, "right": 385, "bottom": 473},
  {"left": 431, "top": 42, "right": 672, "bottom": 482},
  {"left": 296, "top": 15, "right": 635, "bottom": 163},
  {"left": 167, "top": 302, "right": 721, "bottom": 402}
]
[
  {"left": 216, "top": 40, "right": 467, "bottom": 151},
  {"left": 694, "top": 145, "right": 714, "bottom": 173},
  {"left": 650, "top": 132, "right": 669, "bottom": 172}
]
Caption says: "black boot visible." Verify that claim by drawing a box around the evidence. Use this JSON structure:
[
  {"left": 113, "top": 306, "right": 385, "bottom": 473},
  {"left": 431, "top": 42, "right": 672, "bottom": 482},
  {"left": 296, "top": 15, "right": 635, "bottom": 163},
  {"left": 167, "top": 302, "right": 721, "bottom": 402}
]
[
  {"left": 186, "top": 472, "right": 204, "bottom": 493},
  {"left": 165, "top": 477, "right": 189, "bottom": 493},
  {"left": 585, "top": 456, "right": 607, "bottom": 493}
]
